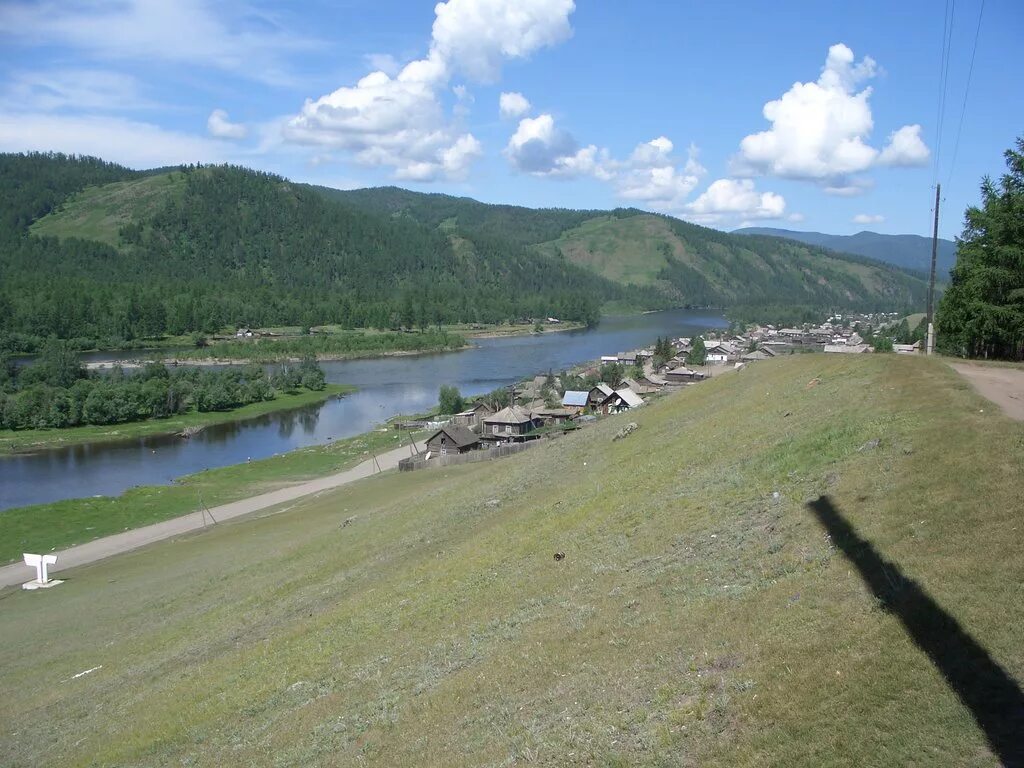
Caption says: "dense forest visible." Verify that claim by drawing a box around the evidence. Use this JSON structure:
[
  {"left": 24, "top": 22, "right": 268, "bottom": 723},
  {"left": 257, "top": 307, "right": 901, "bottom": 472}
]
[
  {"left": 937, "top": 137, "right": 1024, "bottom": 360},
  {"left": 0, "top": 154, "right": 629, "bottom": 352},
  {"left": 329, "top": 186, "right": 931, "bottom": 312},
  {"left": 0, "top": 339, "right": 327, "bottom": 431}
]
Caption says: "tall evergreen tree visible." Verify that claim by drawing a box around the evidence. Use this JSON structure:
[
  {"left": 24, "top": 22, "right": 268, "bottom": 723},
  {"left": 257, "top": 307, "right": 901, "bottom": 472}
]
[{"left": 937, "top": 137, "right": 1024, "bottom": 359}]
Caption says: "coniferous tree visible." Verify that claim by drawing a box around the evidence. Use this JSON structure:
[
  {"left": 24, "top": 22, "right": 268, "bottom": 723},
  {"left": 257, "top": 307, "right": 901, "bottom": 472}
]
[{"left": 937, "top": 137, "right": 1024, "bottom": 359}]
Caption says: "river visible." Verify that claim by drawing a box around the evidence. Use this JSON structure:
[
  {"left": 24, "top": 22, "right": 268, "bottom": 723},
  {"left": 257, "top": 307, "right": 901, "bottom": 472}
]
[{"left": 0, "top": 309, "right": 725, "bottom": 511}]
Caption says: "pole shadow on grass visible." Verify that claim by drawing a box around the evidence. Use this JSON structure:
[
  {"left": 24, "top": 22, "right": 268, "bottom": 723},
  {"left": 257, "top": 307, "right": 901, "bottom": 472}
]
[{"left": 807, "top": 496, "right": 1024, "bottom": 767}]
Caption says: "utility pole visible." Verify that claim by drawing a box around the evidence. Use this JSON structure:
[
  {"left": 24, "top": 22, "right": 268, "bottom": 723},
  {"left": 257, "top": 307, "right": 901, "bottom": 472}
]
[{"left": 926, "top": 184, "right": 941, "bottom": 355}]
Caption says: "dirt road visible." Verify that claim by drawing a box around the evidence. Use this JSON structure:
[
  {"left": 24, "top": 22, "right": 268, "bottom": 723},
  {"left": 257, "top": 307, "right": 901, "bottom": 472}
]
[
  {"left": 0, "top": 440, "right": 420, "bottom": 588},
  {"left": 950, "top": 363, "right": 1024, "bottom": 422}
]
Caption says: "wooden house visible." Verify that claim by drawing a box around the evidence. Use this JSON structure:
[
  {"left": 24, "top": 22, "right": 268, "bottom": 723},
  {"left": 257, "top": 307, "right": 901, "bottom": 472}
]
[
  {"left": 561, "top": 390, "right": 590, "bottom": 412},
  {"left": 425, "top": 425, "right": 481, "bottom": 455},
  {"left": 622, "top": 376, "right": 659, "bottom": 394},
  {"left": 665, "top": 366, "right": 705, "bottom": 383},
  {"left": 587, "top": 383, "right": 615, "bottom": 408},
  {"left": 481, "top": 406, "right": 541, "bottom": 443},
  {"left": 450, "top": 401, "right": 495, "bottom": 429},
  {"left": 531, "top": 406, "right": 575, "bottom": 426}
]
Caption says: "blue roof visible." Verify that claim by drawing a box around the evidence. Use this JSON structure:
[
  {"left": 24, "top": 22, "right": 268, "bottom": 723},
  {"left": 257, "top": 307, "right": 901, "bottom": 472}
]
[{"left": 562, "top": 390, "right": 589, "bottom": 407}]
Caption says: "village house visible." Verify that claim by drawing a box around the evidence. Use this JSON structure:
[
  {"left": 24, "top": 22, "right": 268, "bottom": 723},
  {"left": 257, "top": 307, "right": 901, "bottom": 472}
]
[
  {"left": 425, "top": 425, "right": 481, "bottom": 456},
  {"left": 561, "top": 390, "right": 590, "bottom": 413},
  {"left": 622, "top": 376, "right": 659, "bottom": 394},
  {"left": 704, "top": 341, "right": 739, "bottom": 364},
  {"left": 664, "top": 365, "right": 706, "bottom": 384},
  {"left": 597, "top": 387, "right": 644, "bottom": 415},
  {"left": 531, "top": 405, "right": 575, "bottom": 427},
  {"left": 588, "top": 383, "right": 615, "bottom": 408},
  {"left": 481, "top": 406, "right": 541, "bottom": 443},
  {"left": 450, "top": 401, "right": 495, "bottom": 430}
]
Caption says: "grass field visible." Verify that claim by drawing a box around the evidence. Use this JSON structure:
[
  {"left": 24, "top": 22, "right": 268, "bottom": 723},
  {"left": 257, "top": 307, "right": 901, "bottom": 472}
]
[
  {"left": 29, "top": 172, "right": 187, "bottom": 247},
  {"left": 535, "top": 214, "right": 687, "bottom": 287},
  {"left": 0, "top": 384, "right": 353, "bottom": 455},
  {"left": 1, "top": 354, "right": 1021, "bottom": 766},
  {"left": 0, "top": 418, "right": 417, "bottom": 565}
]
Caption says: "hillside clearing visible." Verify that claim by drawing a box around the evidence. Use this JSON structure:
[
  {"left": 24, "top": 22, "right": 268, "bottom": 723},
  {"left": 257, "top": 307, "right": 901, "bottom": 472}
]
[{"left": 1, "top": 355, "right": 1021, "bottom": 766}]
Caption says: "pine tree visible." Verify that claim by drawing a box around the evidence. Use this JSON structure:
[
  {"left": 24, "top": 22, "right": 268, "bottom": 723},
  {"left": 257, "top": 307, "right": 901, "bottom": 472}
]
[{"left": 937, "top": 137, "right": 1024, "bottom": 359}]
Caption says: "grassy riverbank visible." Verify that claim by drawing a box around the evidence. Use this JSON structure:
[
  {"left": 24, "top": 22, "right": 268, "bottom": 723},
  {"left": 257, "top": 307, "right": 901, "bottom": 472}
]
[
  {"left": 169, "top": 330, "right": 467, "bottom": 363},
  {"left": 0, "top": 421, "right": 421, "bottom": 564},
  {"left": 0, "top": 384, "right": 353, "bottom": 455},
  {"left": 1, "top": 355, "right": 1021, "bottom": 765}
]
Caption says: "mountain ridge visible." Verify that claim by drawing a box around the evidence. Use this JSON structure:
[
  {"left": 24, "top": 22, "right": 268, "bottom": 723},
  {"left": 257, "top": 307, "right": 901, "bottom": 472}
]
[{"left": 733, "top": 226, "right": 957, "bottom": 276}]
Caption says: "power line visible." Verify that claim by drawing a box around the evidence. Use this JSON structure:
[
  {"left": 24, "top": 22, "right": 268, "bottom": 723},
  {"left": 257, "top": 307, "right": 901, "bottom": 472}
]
[
  {"left": 932, "top": 0, "right": 956, "bottom": 184},
  {"left": 947, "top": 0, "right": 986, "bottom": 187}
]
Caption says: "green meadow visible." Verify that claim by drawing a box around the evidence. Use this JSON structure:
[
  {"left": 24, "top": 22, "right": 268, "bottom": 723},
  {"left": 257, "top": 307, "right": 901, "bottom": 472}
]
[{"left": 1, "top": 354, "right": 1021, "bottom": 766}]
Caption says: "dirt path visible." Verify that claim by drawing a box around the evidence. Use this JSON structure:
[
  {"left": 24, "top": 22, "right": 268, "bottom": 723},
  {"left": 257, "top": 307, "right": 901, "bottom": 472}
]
[
  {"left": 950, "top": 363, "right": 1024, "bottom": 422},
  {"left": 0, "top": 440, "right": 421, "bottom": 588}
]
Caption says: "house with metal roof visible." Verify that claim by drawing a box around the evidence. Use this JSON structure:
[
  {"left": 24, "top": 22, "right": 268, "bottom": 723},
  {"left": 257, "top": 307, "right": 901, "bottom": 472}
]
[{"left": 562, "top": 390, "right": 589, "bottom": 409}]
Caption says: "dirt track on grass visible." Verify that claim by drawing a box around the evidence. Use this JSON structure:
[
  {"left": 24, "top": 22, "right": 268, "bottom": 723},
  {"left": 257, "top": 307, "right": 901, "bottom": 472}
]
[{"left": 950, "top": 363, "right": 1024, "bottom": 422}]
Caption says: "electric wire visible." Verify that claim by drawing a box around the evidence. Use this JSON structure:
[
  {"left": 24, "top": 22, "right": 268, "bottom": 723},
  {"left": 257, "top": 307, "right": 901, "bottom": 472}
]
[{"left": 947, "top": 0, "right": 986, "bottom": 187}]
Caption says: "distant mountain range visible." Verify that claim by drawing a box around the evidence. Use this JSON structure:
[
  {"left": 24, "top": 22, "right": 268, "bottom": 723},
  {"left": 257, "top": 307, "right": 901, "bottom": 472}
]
[{"left": 733, "top": 227, "right": 957, "bottom": 277}]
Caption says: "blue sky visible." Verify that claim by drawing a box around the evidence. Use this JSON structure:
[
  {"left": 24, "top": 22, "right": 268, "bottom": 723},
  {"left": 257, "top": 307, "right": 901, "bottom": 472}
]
[{"left": 0, "top": 0, "right": 1020, "bottom": 238}]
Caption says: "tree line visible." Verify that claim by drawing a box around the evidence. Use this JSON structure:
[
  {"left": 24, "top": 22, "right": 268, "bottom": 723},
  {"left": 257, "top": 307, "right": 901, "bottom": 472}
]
[
  {"left": 937, "top": 136, "right": 1024, "bottom": 360},
  {"left": 0, "top": 340, "right": 326, "bottom": 431}
]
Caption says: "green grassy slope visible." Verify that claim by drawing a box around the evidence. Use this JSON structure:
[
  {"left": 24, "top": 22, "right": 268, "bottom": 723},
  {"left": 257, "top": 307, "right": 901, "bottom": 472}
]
[
  {"left": 533, "top": 213, "right": 684, "bottom": 287},
  {"left": 536, "top": 213, "right": 930, "bottom": 309},
  {"left": 29, "top": 171, "right": 187, "bottom": 247},
  {"left": 1, "top": 354, "right": 1021, "bottom": 766}
]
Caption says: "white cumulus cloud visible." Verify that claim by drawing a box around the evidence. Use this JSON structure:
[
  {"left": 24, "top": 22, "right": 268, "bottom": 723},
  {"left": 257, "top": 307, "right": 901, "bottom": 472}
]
[
  {"left": 499, "top": 91, "right": 531, "bottom": 119},
  {"left": 878, "top": 124, "right": 930, "bottom": 167},
  {"left": 284, "top": 0, "right": 575, "bottom": 181},
  {"left": 852, "top": 213, "right": 885, "bottom": 224},
  {"left": 504, "top": 113, "right": 605, "bottom": 178},
  {"left": 431, "top": 0, "right": 575, "bottom": 82},
  {"left": 684, "top": 178, "right": 786, "bottom": 225},
  {"left": 207, "top": 108, "right": 247, "bottom": 139},
  {"left": 613, "top": 137, "right": 705, "bottom": 210},
  {"left": 735, "top": 43, "right": 929, "bottom": 191}
]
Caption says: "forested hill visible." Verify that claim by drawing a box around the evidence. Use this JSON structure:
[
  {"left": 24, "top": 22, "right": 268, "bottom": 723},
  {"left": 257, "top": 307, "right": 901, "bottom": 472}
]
[
  {"left": 322, "top": 186, "right": 931, "bottom": 314},
  {"left": 0, "top": 154, "right": 633, "bottom": 352},
  {"left": 1, "top": 153, "right": 928, "bottom": 353},
  {"left": 733, "top": 226, "right": 957, "bottom": 276}
]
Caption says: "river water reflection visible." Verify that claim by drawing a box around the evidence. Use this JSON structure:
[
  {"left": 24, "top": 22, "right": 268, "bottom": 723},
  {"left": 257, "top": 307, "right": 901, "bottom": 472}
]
[{"left": 0, "top": 309, "right": 725, "bottom": 510}]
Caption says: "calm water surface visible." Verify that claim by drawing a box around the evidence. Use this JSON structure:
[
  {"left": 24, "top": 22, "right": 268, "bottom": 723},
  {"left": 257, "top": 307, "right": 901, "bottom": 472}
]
[{"left": 0, "top": 309, "right": 725, "bottom": 510}]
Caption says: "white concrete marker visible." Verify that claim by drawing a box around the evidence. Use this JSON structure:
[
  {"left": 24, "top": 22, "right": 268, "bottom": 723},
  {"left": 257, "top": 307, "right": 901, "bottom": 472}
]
[{"left": 22, "top": 553, "right": 63, "bottom": 590}]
